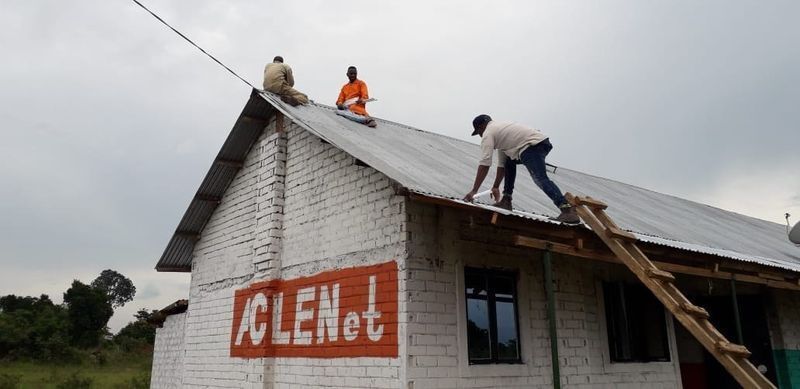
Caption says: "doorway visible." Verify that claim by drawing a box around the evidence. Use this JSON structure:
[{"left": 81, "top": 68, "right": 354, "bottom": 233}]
[{"left": 675, "top": 294, "right": 777, "bottom": 389}]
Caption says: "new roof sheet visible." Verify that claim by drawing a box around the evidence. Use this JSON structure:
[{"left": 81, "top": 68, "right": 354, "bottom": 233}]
[
  {"left": 157, "top": 90, "right": 800, "bottom": 273},
  {"left": 259, "top": 91, "right": 800, "bottom": 273}
]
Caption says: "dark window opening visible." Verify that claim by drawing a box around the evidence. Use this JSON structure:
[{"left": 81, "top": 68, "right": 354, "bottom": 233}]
[
  {"left": 465, "top": 268, "right": 521, "bottom": 364},
  {"left": 603, "top": 281, "right": 670, "bottom": 363}
]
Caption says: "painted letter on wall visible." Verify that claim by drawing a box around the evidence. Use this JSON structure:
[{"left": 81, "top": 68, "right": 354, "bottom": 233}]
[{"left": 229, "top": 260, "right": 398, "bottom": 358}]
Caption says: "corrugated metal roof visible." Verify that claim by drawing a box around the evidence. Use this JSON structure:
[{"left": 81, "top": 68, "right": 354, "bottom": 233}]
[
  {"left": 156, "top": 90, "right": 274, "bottom": 271},
  {"left": 260, "top": 91, "right": 800, "bottom": 274},
  {"left": 157, "top": 90, "right": 800, "bottom": 274}
]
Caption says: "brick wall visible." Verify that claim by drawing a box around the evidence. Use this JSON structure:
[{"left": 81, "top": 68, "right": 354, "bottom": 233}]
[
  {"left": 267, "top": 122, "right": 407, "bottom": 388},
  {"left": 151, "top": 312, "right": 187, "bottom": 388},
  {"left": 403, "top": 203, "right": 682, "bottom": 389},
  {"left": 154, "top": 109, "right": 798, "bottom": 388},
  {"left": 168, "top": 116, "right": 408, "bottom": 388}
]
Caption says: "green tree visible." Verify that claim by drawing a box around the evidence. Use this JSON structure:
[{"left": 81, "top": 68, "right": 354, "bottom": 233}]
[
  {"left": 91, "top": 269, "right": 136, "bottom": 309},
  {"left": 114, "top": 309, "right": 157, "bottom": 352},
  {"left": 0, "top": 294, "right": 71, "bottom": 360},
  {"left": 63, "top": 280, "right": 113, "bottom": 348}
]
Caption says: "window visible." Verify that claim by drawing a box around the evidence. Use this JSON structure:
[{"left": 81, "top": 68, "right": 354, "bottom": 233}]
[
  {"left": 603, "top": 282, "right": 670, "bottom": 362},
  {"left": 464, "top": 267, "right": 521, "bottom": 364}
]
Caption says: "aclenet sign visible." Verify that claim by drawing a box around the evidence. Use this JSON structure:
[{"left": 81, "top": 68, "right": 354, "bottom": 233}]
[{"left": 230, "top": 261, "right": 398, "bottom": 358}]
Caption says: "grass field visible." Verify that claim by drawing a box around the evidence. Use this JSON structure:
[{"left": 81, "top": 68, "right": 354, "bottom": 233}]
[{"left": 0, "top": 353, "right": 151, "bottom": 389}]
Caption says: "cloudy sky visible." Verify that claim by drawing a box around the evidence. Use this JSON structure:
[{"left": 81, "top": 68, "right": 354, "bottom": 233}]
[{"left": 1, "top": 1, "right": 797, "bottom": 331}]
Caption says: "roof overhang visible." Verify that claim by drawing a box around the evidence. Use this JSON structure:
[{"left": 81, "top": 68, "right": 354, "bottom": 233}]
[{"left": 408, "top": 192, "right": 800, "bottom": 291}]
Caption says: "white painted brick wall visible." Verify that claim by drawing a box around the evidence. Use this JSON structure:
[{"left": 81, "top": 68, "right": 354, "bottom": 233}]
[
  {"left": 166, "top": 116, "right": 408, "bottom": 388},
  {"left": 403, "top": 203, "right": 682, "bottom": 389},
  {"left": 151, "top": 312, "right": 187, "bottom": 389},
  {"left": 181, "top": 116, "right": 287, "bottom": 388},
  {"left": 156, "top": 110, "right": 798, "bottom": 388},
  {"left": 268, "top": 123, "right": 407, "bottom": 388}
]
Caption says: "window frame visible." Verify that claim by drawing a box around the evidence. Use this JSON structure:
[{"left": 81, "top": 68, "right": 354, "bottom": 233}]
[
  {"left": 602, "top": 281, "right": 671, "bottom": 363},
  {"left": 464, "top": 267, "right": 522, "bottom": 365}
]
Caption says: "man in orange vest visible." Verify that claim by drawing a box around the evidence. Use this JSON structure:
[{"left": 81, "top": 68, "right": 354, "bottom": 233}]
[{"left": 336, "top": 66, "right": 377, "bottom": 128}]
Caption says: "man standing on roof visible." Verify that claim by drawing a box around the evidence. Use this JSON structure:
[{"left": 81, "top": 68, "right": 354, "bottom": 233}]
[
  {"left": 336, "top": 66, "right": 377, "bottom": 128},
  {"left": 463, "top": 114, "right": 580, "bottom": 224},
  {"left": 263, "top": 56, "right": 309, "bottom": 106}
]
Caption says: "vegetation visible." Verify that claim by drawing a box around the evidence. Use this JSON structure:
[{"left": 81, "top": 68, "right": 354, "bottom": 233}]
[{"left": 0, "top": 270, "right": 155, "bottom": 388}]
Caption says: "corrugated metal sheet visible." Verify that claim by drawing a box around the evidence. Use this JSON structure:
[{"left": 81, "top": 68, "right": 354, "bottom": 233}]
[
  {"left": 260, "top": 91, "right": 800, "bottom": 273},
  {"left": 156, "top": 90, "right": 274, "bottom": 271},
  {"left": 157, "top": 90, "right": 800, "bottom": 274}
]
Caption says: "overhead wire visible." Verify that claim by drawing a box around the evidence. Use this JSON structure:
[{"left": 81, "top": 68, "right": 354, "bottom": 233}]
[{"left": 130, "top": 0, "right": 256, "bottom": 89}]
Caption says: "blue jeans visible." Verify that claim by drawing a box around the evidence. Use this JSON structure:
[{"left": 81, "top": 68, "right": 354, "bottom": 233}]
[{"left": 502, "top": 139, "right": 567, "bottom": 207}]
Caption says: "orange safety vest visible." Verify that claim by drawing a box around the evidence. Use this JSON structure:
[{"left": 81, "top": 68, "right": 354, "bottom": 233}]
[{"left": 336, "top": 79, "right": 370, "bottom": 116}]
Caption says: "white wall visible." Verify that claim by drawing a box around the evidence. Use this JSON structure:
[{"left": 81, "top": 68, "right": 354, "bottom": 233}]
[
  {"left": 151, "top": 312, "right": 187, "bottom": 388},
  {"left": 403, "top": 203, "right": 682, "bottom": 389},
  {"left": 170, "top": 117, "right": 409, "bottom": 388}
]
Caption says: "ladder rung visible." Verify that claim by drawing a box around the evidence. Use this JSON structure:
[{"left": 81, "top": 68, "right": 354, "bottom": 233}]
[
  {"left": 681, "top": 302, "right": 710, "bottom": 319},
  {"left": 574, "top": 196, "right": 608, "bottom": 210},
  {"left": 607, "top": 227, "right": 636, "bottom": 242},
  {"left": 717, "top": 341, "right": 751, "bottom": 358},
  {"left": 647, "top": 268, "right": 675, "bottom": 282}
]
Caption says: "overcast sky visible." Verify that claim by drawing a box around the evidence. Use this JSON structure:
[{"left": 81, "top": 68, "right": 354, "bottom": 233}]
[{"left": 1, "top": 1, "right": 797, "bottom": 331}]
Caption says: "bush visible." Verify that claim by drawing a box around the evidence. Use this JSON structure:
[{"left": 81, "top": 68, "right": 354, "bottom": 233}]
[
  {"left": 113, "top": 373, "right": 150, "bottom": 389},
  {"left": 56, "top": 372, "right": 93, "bottom": 389},
  {"left": 0, "top": 373, "right": 21, "bottom": 389}
]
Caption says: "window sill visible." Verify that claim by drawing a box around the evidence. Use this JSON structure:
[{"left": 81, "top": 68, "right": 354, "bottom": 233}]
[{"left": 459, "top": 361, "right": 533, "bottom": 378}]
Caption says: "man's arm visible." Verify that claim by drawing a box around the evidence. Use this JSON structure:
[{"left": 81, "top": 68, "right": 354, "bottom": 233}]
[
  {"left": 463, "top": 165, "right": 490, "bottom": 202},
  {"left": 358, "top": 81, "right": 369, "bottom": 103},
  {"left": 285, "top": 66, "right": 295, "bottom": 87},
  {"left": 491, "top": 167, "right": 504, "bottom": 201},
  {"left": 336, "top": 87, "right": 346, "bottom": 109}
]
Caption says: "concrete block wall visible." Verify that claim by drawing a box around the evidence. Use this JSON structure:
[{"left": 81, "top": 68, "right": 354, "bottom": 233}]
[
  {"left": 179, "top": 117, "right": 287, "bottom": 388},
  {"left": 267, "top": 122, "right": 407, "bottom": 388},
  {"left": 165, "top": 116, "right": 408, "bottom": 388},
  {"left": 151, "top": 312, "right": 187, "bottom": 388},
  {"left": 403, "top": 203, "right": 682, "bottom": 388}
]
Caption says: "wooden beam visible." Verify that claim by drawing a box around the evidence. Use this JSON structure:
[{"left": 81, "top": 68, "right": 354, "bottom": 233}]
[
  {"left": 194, "top": 194, "right": 221, "bottom": 202},
  {"left": 513, "top": 234, "right": 800, "bottom": 291},
  {"left": 407, "top": 192, "right": 800, "bottom": 289},
  {"left": 175, "top": 231, "right": 200, "bottom": 241},
  {"left": 215, "top": 158, "right": 244, "bottom": 168}
]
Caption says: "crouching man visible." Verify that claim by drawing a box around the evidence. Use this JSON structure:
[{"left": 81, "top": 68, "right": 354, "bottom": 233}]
[{"left": 463, "top": 114, "right": 579, "bottom": 224}]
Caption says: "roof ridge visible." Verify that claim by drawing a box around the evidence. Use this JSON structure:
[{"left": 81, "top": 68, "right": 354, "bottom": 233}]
[{"left": 307, "top": 100, "right": 481, "bottom": 145}]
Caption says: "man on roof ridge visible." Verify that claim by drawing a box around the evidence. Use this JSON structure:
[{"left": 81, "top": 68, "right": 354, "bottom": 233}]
[
  {"left": 463, "top": 114, "right": 580, "bottom": 224},
  {"left": 263, "top": 56, "right": 309, "bottom": 107},
  {"left": 335, "top": 66, "right": 377, "bottom": 128}
]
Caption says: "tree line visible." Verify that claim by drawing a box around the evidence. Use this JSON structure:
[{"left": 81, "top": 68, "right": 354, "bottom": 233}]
[{"left": 0, "top": 269, "right": 156, "bottom": 362}]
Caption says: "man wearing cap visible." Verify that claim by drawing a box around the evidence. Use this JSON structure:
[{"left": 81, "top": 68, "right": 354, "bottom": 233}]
[
  {"left": 263, "top": 56, "right": 309, "bottom": 106},
  {"left": 463, "top": 114, "right": 580, "bottom": 224}
]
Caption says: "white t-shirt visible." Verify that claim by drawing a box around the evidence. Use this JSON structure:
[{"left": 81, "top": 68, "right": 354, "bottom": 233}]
[{"left": 479, "top": 121, "right": 548, "bottom": 167}]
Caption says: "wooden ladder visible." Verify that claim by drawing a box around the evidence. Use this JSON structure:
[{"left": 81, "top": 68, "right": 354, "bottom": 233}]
[{"left": 566, "top": 193, "right": 775, "bottom": 389}]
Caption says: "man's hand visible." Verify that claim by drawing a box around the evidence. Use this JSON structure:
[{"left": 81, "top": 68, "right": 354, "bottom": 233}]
[
  {"left": 463, "top": 191, "right": 476, "bottom": 203},
  {"left": 491, "top": 187, "right": 501, "bottom": 202}
]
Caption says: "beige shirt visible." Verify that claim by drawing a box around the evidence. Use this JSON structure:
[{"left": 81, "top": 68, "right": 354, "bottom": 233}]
[
  {"left": 263, "top": 62, "right": 295, "bottom": 90},
  {"left": 479, "top": 121, "right": 548, "bottom": 168}
]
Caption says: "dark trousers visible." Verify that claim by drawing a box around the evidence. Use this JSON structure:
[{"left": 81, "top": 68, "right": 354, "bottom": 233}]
[{"left": 502, "top": 139, "right": 567, "bottom": 208}]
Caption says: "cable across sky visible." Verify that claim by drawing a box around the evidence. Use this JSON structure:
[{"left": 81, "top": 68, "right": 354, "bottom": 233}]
[{"left": 130, "top": 0, "right": 255, "bottom": 89}]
